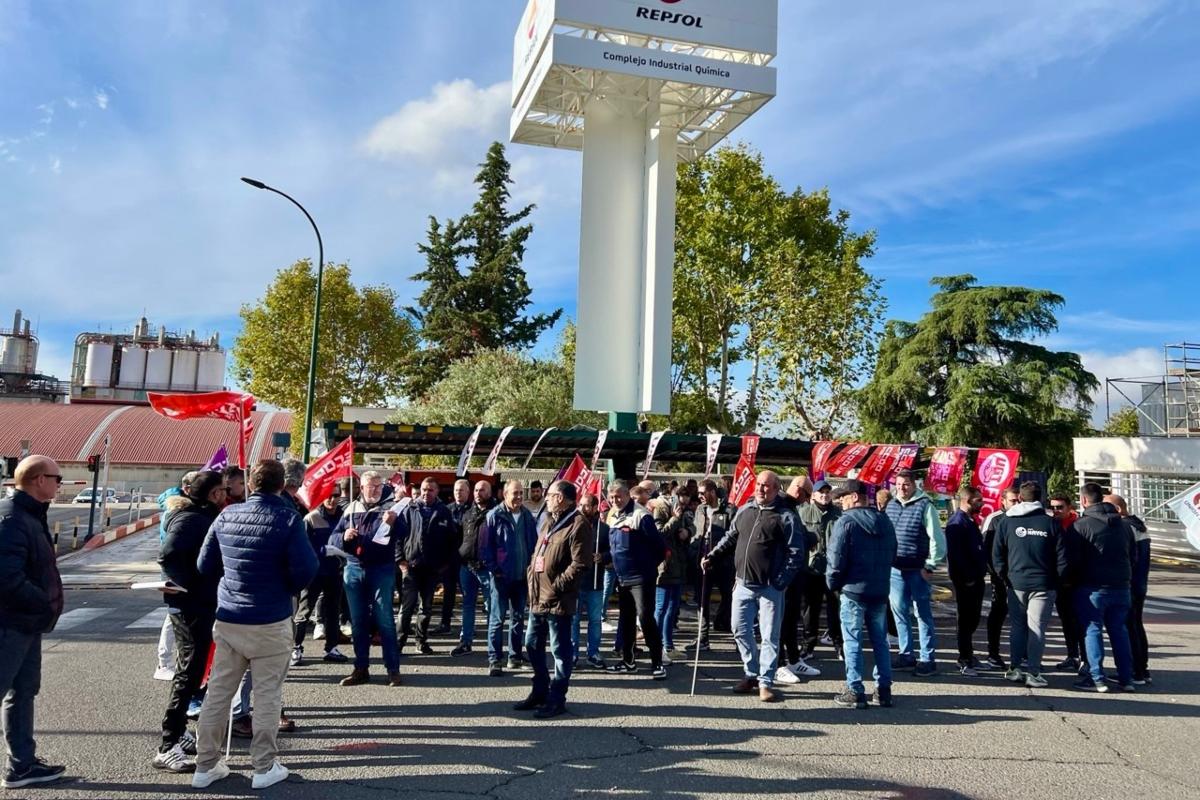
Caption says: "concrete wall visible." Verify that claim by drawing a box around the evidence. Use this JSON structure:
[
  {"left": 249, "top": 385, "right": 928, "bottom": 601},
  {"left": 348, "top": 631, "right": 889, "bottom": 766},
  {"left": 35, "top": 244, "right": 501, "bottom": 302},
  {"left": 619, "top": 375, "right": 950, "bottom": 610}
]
[{"left": 1073, "top": 436, "right": 1200, "bottom": 475}]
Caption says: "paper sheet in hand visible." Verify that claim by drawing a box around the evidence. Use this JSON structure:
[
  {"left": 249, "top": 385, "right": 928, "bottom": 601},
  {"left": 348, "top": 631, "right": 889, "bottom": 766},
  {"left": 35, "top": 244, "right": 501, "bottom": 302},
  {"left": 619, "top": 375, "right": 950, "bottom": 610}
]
[
  {"left": 372, "top": 522, "right": 392, "bottom": 545},
  {"left": 131, "top": 580, "right": 187, "bottom": 592},
  {"left": 324, "top": 545, "right": 350, "bottom": 560}
]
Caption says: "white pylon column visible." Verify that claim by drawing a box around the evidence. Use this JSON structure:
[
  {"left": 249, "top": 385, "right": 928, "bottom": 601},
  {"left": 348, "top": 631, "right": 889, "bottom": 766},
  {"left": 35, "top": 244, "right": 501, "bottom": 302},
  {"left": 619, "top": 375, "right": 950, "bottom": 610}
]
[{"left": 574, "top": 89, "right": 676, "bottom": 415}]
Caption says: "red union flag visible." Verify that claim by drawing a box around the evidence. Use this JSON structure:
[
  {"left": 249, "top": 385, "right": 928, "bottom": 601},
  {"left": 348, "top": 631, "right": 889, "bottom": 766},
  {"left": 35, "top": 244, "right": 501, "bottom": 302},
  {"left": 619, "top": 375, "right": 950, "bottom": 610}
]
[
  {"left": 926, "top": 447, "right": 968, "bottom": 495},
  {"left": 971, "top": 448, "right": 1020, "bottom": 518},
  {"left": 729, "top": 456, "right": 756, "bottom": 507},
  {"left": 811, "top": 441, "right": 840, "bottom": 479},
  {"left": 149, "top": 390, "right": 254, "bottom": 422},
  {"left": 559, "top": 454, "right": 595, "bottom": 497},
  {"left": 298, "top": 437, "right": 354, "bottom": 509},
  {"left": 825, "top": 443, "right": 871, "bottom": 477}
]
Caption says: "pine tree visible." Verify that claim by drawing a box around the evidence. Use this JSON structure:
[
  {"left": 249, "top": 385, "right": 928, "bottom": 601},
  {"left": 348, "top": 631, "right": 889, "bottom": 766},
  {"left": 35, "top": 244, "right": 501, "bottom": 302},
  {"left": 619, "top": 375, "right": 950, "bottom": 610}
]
[{"left": 405, "top": 142, "right": 561, "bottom": 398}]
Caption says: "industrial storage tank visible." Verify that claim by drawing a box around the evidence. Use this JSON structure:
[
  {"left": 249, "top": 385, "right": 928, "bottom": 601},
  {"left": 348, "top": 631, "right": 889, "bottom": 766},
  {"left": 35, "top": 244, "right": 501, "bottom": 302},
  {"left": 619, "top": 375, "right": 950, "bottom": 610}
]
[
  {"left": 0, "top": 335, "right": 30, "bottom": 373},
  {"left": 145, "top": 348, "right": 173, "bottom": 390},
  {"left": 83, "top": 342, "right": 114, "bottom": 387},
  {"left": 170, "top": 350, "right": 199, "bottom": 391},
  {"left": 117, "top": 346, "right": 148, "bottom": 388},
  {"left": 197, "top": 351, "right": 226, "bottom": 391}
]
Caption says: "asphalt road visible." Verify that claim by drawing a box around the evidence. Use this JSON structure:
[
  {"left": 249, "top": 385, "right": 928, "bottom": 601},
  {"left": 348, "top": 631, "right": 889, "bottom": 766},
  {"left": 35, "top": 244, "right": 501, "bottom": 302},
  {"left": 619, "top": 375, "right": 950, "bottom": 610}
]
[
  {"left": 18, "top": 531, "right": 1200, "bottom": 800},
  {"left": 46, "top": 503, "right": 158, "bottom": 557}
]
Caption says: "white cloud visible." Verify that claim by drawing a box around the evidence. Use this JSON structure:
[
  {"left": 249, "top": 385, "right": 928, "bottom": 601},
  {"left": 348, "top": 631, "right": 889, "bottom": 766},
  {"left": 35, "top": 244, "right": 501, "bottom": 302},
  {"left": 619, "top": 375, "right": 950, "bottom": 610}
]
[
  {"left": 1080, "top": 346, "right": 1164, "bottom": 424},
  {"left": 94, "top": 89, "right": 109, "bottom": 110},
  {"left": 49, "top": 156, "right": 60, "bottom": 174},
  {"left": 361, "top": 79, "right": 510, "bottom": 161}
]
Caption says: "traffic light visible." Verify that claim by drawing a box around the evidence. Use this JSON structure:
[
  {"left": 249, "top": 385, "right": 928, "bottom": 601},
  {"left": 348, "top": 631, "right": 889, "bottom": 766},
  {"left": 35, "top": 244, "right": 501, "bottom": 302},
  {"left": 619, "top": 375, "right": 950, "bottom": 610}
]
[{"left": 86, "top": 455, "right": 100, "bottom": 473}]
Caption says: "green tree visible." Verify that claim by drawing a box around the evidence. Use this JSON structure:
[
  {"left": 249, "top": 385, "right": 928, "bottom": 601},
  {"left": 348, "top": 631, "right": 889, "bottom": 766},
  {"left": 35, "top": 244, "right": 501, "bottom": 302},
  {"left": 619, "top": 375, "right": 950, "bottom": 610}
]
[
  {"left": 857, "top": 274, "right": 1097, "bottom": 489},
  {"left": 232, "top": 259, "right": 417, "bottom": 450},
  {"left": 673, "top": 144, "right": 883, "bottom": 435},
  {"left": 405, "top": 142, "right": 561, "bottom": 398},
  {"left": 1103, "top": 406, "right": 1141, "bottom": 436},
  {"left": 398, "top": 321, "right": 604, "bottom": 431}
]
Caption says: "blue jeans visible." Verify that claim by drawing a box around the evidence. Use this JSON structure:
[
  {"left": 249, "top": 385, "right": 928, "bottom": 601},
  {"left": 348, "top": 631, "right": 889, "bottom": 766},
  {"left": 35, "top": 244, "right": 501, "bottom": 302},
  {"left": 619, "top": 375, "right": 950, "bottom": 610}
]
[
  {"left": 654, "top": 585, "right": 683, "bottom": 650},
  {"left": 0, "top": 628, "right": 40, "bottom": 771},
  {"left": 525, "top": 611, "right": 575, "bottom": 705},
  {"left": 839, "top": 594, "right": 892, "bottom": 695},
  {"left": 1076, "top": 587, "right": 1133, "bottom": 685},
  {"left": 488, "top": 575, "right": 527, "bottom": 664},
  {"left": 731, "top": 581, "right": 785, "bottom": 686},
  {"left": 458, "top": 565, "right": 492, "bottom": 647},
  {"left": 889, "top": 568, "right": 937, "bottom": 663},
  {"left": 573, "top": 588, "right": 605, "bottom": 660},
  {"left": 602, "top": 568, "right": 618, "bottom": 618},
  {"left": 343, "top": 562, "right": 400, "bottom": 673}
]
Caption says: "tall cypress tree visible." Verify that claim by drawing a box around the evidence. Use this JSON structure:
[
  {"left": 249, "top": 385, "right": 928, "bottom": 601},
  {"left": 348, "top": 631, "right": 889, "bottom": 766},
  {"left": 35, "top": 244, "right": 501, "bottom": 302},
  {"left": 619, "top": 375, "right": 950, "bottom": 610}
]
[{"left": 405, "top": 142, "right": 561, "bottom": 399}]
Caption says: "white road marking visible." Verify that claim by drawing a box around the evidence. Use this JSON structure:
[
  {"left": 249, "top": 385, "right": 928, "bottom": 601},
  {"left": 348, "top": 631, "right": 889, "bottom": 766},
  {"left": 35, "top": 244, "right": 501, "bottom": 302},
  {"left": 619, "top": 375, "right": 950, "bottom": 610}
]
[
  {"left": 126, "top": 607, "right": 169, "bottom": 629},
  {"left": 53, "top": 607, "right": 112, "bottom": 631}
]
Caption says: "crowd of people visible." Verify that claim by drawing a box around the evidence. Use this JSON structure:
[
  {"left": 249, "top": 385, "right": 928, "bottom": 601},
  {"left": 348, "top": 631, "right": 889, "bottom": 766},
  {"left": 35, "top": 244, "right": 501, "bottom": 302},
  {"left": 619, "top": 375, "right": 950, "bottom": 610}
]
[{"left": 0, "top": 453, "right": 1154, "bottom": 790}]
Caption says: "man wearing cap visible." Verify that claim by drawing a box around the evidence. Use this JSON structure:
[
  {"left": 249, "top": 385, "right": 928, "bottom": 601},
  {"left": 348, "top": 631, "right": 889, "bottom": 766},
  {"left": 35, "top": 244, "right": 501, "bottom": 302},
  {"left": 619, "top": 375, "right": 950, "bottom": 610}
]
[
  {"left": 826, "top": 479, "right": 898, "bottom": 709},
  {"left": 800, "top": 479, "right": 843, "bottom": 659}
]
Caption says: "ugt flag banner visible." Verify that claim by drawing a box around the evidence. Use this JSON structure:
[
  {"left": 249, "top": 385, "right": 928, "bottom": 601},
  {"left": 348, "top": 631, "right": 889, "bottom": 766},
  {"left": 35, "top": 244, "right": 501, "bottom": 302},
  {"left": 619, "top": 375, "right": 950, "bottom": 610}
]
[
  {"left": 1166, "top": 482, "right": 1200, "bottom": 552},
  {"left": 926, "top": 447, "right": 968, "bottom": 495},
  {"left": 971, "top": 448, "right": 1020, "bottom": 518},
  {"left": 149, "top": 390, "right": 256, "bottom": 468},
  {"left": 297, "top": 437, "right": 354, "bottom": 509}
]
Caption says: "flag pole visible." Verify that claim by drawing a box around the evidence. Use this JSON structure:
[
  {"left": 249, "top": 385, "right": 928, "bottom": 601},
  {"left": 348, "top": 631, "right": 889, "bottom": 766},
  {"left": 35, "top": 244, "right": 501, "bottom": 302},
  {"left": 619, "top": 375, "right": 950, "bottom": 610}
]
[{"left": 690, "top": 567, "right": 707, "bottom": 698}]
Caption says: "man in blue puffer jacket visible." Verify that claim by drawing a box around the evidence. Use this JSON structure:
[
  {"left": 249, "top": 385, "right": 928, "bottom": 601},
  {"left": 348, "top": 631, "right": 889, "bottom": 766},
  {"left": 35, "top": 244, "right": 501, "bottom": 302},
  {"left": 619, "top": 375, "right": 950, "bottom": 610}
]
[
  {"left": 885, "top": 469, "right": 947, "bottom": 677},
  {"left": 605, "top": 479, "right": 668, "bottom": 679},
  {"left": 191, "top": 460, "right": 317, "bottom": 791}
]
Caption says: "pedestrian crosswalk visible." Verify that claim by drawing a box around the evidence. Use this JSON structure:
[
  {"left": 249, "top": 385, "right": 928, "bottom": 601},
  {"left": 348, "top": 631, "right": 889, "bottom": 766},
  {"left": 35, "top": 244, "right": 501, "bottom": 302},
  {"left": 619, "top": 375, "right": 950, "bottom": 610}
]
[
  {"left": 127, "top": 607, "right": 169, "bottom": 628},
  {"left": 975, "top": 594, "right": 1200, "bottom": 620},
  {"left": 51, "top": 605, "right": 167, "bottom": 634}
]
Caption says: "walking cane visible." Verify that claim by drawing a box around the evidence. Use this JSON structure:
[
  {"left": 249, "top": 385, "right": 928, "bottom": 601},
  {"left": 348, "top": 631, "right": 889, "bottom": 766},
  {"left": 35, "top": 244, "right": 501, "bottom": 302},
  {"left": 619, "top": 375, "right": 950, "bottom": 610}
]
[
  {"left": 690, "top": 538, "right": 711, "bottom": 697},
  {"left": 226, "top": 703, "right": 234, "bottom": 760}
]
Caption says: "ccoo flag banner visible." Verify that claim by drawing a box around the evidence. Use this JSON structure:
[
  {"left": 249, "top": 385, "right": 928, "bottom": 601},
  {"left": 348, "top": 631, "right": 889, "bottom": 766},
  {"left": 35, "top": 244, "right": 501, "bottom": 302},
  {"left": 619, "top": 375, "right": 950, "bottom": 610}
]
[
  {"left": 1165, "top": 482, "right": 1200, "bottom": 552},
  {"left": 590, "top": 429, "right": 609, "bottom": 473},
  {"left": 456, "top": 425, "right": 484, "bottom": 477},
  {"left": 825, "top": 443, "right": 871, "bottom": 477},
  {"left": 641, "top": 431, "right": 668, "bottom": 479},
  {"left": 297, "top": 437, "right": 354, "bottom": 510},
  {"left": 482, "top": 426, "right": 515, "bottom": 476},
  {"left": 926, "top": 447, "right": 968, "bottom": 495},
  {"left": 522, "top": 427, "right": 558, "bottom": 470},
  {"left": 810, "top": 441, "right": 840, "bottom": 479},
  {"left": 703, "top": 434, "right": 723, "bottom": 479}
]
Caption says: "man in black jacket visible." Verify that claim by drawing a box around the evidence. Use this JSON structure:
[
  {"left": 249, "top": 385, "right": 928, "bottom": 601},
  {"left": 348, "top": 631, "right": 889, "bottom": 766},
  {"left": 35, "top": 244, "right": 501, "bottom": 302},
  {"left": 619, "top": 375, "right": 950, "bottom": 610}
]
[
  {"left": 154, "top": 470, "right": 226, "bottom": 774},
  {"left": 1069, "top": 482, "right": 1137, "bottom": 692},
  {"left": 396, "top": 477, "right": 455, "bottom": 655},
  {"left": 0, "top": 456, "right": 65, "bottom": 789},
  {"left": 945, "top": 487, "right": 986, "bottom": 676},
  {"left": 992, "top": 481, "right": 1066, "bottom": 688},
  {"left": 702, "top": 471, "right": 805, "bottom": 703},
  {"left": 981, "top": 486, "right": 1019, "bottom": 670},
  {"left": 693, "top": 479, "right": 736, "bottom": 650},
  {"left": 438, "top": 479, "right": 472, "bottom": 635},
  {"left": 292, "top": 489, "right": 348, "bottom": 666},
  {"left": 452, "top": 480, "right": 495, "bottom": 658}
]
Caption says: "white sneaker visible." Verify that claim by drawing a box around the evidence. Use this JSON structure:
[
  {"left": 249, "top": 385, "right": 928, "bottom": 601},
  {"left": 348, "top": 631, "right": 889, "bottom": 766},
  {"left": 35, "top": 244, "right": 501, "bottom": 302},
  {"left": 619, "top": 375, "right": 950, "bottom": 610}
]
[
  {"left": 289, "top": 646, "right": 303, "bottom": 667},
  {"left": 251, "top": 760, "right": 288, "bottom": 790},
  {"left": 774, "top": 665, "right": 800, "bottom": 685},
  {"left": 601, "top": 621, "right": 616, "bottom": 634},
  {"left": 153, "top": 666, "right": 175, "bottom": 681},
  {"left": 790, "top": 658, "right": 821, "bottom": 677},
  {"left": 819, "top": 634, "right": 834, "bottom": 646},
  {"left": 340, "top": 623, "right": 353, "bottom": 636},
  {"left": 661, "top": 649, "right": 672, "bottom": 666},
  {"left": 312, "top": 624, "right": 326, "bottom": 641},
  {"left": 191, "top": 760, "right": 230, "bottom": 788}
]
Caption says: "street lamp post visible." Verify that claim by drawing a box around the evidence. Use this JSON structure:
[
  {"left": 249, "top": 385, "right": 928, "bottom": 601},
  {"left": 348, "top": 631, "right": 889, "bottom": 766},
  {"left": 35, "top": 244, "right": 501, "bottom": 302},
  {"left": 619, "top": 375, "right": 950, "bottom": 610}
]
[{"left": 241, "top": 177, "right": 324, "bottom": 462}]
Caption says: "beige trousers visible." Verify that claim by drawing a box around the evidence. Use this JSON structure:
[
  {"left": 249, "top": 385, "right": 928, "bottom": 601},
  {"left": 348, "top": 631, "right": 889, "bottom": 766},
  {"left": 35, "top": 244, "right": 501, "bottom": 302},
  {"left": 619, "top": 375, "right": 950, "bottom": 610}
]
[{"left": 195, "top": 617, "right": 292, "bottom": 773}]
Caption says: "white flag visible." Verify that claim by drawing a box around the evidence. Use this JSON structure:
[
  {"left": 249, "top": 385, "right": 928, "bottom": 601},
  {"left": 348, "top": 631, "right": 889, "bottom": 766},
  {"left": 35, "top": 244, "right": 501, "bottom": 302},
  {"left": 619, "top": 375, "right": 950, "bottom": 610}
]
[
  {"left": 482, "top": 426, "right": 515, "bottom": 476},
  {"left": 521, "top": 427, "right": 557, "bottom": 470},
  {"left": 704, "top": 434, "right": 723, "bottom": 479},
  {"left": 1165, "top": 481, "right": 1200, "bottom": 552},
  {"left": 590, "top": 430, "right": 609, "bottom": 473},
  {"left": 641, "top": 430, "right": 668, "bottom": 479},
  {"left": 456, "top": 424, "right": 484, "bottom": 477}
]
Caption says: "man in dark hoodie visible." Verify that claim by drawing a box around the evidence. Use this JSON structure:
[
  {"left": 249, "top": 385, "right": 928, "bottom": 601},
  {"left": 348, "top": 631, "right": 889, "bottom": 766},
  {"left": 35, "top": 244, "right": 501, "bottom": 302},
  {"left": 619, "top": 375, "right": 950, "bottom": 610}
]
[
  {"left": 1069, "top": 482, "right": 1137, "bottom": 692},
  {"left": 0, "top": 456, "right": 66, "bottom": 790},
  {"left": 395, "top": 477, "right": 455, "bottom": 655},
  {"left": 992, "top": 481, "right": 1066, "bottom": 689},
  {"left": 452, "top": 480, "right": 495, "bottom": 658},
  {"left": 703, "top": 471, "right": 805, "bottom": 703},
  {"left": 291, "top": 489, "right": 348, "bottom": 667},
  {"left": 1106, "top": 494, "right": 1152, "bottom": 685},
  {"left": 945, "top": 486, "right": 987, "bottom": 676},
  {"left": 153, "top": 470, "right": 225, "bottom": 774},
  {"left": 826, "top": 479, "right": 897, "bottom": 709},
  {"left": 980, "top": 486, "right": 1019, "bottom": 670},
  {"left": 604, "top": 480, "right": 668, "bottom": 680}
]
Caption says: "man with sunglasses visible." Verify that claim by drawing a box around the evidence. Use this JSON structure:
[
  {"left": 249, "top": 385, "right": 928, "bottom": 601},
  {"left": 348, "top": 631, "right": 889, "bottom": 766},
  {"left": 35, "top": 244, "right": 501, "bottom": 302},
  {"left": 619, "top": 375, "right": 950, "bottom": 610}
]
[
  {"left": 0, "top": 456, "right": 66, "bottom": 789},
  {"left": 1049, "top": 494, "right": 1086, "bottom": 674}
]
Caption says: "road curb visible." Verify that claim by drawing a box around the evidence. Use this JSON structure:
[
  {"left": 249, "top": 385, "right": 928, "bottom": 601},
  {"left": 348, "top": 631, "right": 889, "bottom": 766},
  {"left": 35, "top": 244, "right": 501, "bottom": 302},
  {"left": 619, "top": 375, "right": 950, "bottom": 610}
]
[{"left": 57, "top": 514, "right": 160, "bottom": 563}]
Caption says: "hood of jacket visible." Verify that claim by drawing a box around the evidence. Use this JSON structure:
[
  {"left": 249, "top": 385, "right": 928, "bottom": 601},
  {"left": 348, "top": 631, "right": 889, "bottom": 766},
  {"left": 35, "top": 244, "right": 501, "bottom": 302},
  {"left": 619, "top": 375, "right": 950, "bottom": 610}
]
[
  {"left": 841, "top": 505, "right": 885, "bottom": 533},
  {"left": 894, "top": 490, "right": 931, "bottom": 507},
  {"left": 1007, "top": 501, "right": 1046, "bottom": 517}
]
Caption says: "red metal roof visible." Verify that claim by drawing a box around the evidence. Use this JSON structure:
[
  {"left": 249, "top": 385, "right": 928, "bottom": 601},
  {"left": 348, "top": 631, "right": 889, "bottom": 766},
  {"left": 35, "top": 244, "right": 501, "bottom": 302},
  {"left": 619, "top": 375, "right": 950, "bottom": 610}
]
[{"left": 0, "top": 403, "right": 293, "bottom": 466}]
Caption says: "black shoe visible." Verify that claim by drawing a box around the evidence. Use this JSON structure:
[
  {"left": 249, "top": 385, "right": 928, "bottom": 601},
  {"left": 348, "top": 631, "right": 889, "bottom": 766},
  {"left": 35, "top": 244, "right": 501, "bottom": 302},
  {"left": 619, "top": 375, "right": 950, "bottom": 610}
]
[
  {"left": 323, "top": 648, "right": 349, "bottom": 663},
  {"left": 1073, "top": 677, "right": 1110, "bottom": 693},
  {"left": 434, "top": 623, "right": 453, "bottom": 635},
  {"left": 489, "top": 662, "right": 504, "bottom": 677},
  {"left": 534, "top": 703, "right": 567, "bottom": 719},
  {"left": 513, "top": 694, "right": 546, "bottom": 712},
  {"left": 606, "top": 661, "right": 637, "bottom": 674},
  {"left": 1054, "top": 656, "right": 1080, "bottom": 673},
  {"left": 913, "top": 661, "right": 938, "bottom": 677},
  {"left": 834, "top": 690, "right": 867, "bottom": 709},
  {"left": 418, "top": 642, "right": 435, "bottom": 655},
  {"left": 3, "top": 760, "right": 67, "bottom": 789},
  {"left": 873, "top": 688, "right": 893, "bottom": 708},
  {"left": 985, "top": 655, "right": 1007, "bottom": 670},
  {"left": 451, "top": 643, "right": 472, "bottom": 658}
]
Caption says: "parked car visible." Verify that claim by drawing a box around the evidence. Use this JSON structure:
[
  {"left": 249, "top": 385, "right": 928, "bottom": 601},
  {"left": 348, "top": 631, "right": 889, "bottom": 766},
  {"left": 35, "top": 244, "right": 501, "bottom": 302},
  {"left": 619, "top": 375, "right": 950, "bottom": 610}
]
[{"left": 72, "top": 488, "right": 118, "bottom": 504}]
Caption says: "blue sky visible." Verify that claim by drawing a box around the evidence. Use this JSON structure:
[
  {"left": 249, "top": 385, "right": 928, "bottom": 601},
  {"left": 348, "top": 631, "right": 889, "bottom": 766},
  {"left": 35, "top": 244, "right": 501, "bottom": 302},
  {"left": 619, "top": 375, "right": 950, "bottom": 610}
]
[{"left": 2, "top": 0, "right": 1198, "bottom": 420}]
